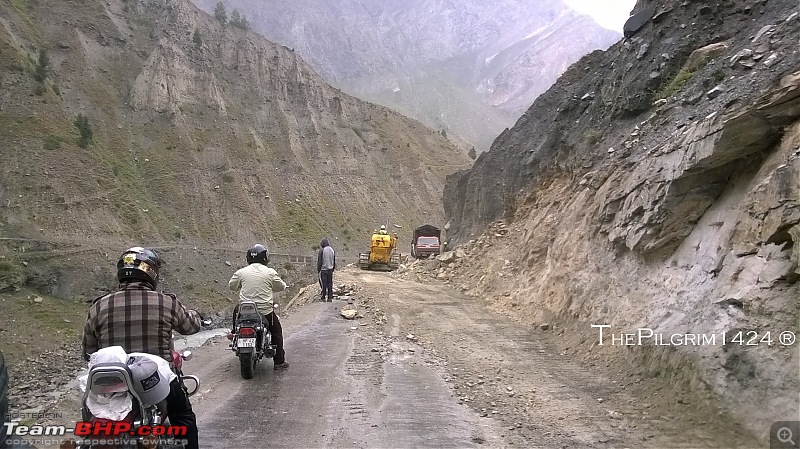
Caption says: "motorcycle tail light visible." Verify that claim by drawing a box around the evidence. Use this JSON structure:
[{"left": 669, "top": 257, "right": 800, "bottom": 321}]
[{"left": 239, "top": 327, "right": 256, "bottom": 337}]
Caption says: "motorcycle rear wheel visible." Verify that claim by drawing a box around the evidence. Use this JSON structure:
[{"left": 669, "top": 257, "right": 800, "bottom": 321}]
[{"left": 239, "top": 352, "right": 255, "bottom": 379}]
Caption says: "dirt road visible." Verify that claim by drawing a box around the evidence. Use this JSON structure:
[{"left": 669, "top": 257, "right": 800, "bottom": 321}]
[
  {"left": 192, "top": 271, "right": 502, "bottom": 448},
  {"left": 21, "top": 266, "right": 758, "bottom": 448},
  {"left": 186, "top": 267, "right": 757, "bottom": 448}
]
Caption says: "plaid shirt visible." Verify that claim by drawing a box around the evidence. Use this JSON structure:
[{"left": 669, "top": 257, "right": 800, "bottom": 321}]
[{"left": 82, "top": 282, "right": 201, "bottom": 361}]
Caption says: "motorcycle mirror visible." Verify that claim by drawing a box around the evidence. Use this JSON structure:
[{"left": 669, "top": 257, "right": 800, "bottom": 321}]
[
  {"left": 182, "top": 375, "right": 199, "bottom": 397},
  {"left": 181, "top": 350, "right": 193, "bottom": 361}
]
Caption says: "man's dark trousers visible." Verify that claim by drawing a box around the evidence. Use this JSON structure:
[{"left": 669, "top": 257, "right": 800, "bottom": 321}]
[
  {"left": 320, "top": 269, "right": 333, "bottom": 301},
  {"left": 265, "top": 311, "right": 286, "bottom": 364},
  {"left": 166, "top": 378, "right": 199, "bottom": 449}
]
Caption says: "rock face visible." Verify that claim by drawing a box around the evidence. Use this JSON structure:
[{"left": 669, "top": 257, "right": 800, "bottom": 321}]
[
  {"left": 192, "top": 0, "right": 621, "bottom": 152},
  {"left": 443, "top": 0, "right": 799, "bottom": 441},
  {"left": 605, "top": 82, "right": 799, "bottom": 255}
]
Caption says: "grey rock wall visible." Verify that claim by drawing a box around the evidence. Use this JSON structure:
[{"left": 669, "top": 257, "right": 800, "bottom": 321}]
[{"left": 443, "top": 0, "right": 800, "bottom": 440}]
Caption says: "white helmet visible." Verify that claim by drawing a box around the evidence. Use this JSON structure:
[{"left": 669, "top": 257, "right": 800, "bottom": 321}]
[
  {"left": 127, "top": 354, "right": 172, "bottom": 406},
  {"left": 380, "top": 225, "right": 386, "bottom": 230}
]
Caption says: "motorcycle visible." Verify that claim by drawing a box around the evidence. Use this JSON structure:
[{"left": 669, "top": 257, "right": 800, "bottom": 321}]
[
  {"left": 230, "top": 301, "right": 277, "bottom": 379},
  {"left": 65, "top": 346, "right": 200, "bottom": 449}
]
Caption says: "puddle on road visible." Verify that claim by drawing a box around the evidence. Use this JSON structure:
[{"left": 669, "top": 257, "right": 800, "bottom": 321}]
[
  {"left": 69, "top": 328, "right": 229, "bottom": 388},
  {"left": 173, "top": 328, "right": 229, "bottom": 351}
]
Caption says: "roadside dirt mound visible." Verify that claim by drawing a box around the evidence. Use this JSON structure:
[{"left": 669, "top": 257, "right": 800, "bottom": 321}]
[{"left": 392, "top": 224, "right": 771, "bottom": 446}]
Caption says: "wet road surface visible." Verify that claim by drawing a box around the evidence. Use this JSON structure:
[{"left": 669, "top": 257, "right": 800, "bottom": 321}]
[{"left": 195, "top": 298, "right": 502, "bottom": 448}]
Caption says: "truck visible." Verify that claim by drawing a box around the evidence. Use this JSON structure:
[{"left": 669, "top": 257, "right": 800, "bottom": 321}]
[{"left": 411, "top": 225, "right": 442, "bottom": 259}]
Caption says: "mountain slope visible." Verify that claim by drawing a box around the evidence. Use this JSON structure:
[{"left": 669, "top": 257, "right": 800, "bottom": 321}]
[
  {"left": 443, "top": 0, "right": 799, "bottom": 441},
  {"left": 193, "top": 0, "right": 621, "bottom": 152},
  {"left": 0, "top": 0, "right": 470, "bottom": 298}
]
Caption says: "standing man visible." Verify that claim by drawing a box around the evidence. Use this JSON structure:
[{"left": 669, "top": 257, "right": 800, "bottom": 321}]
[
  {"left": 317, "top": 238, "right": 336, "bottom": 302},
  {"left": 229, "top": 244, "right": 289, "bottom": 369},
  {"left": 82, "top": 247, "right": 201, "bottom": 449}
]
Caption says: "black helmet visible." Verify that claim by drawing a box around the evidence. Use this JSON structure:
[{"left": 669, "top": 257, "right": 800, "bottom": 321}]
[
  {"left": 246, "top": 244, "right": 269, "bottom": 264},
  {"left": 117, "top": 247, "right": 161, "bottom": 287}
]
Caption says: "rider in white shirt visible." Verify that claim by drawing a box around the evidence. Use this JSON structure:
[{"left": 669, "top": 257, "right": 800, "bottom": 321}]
[{"left": 228, "top": 244, "right": 289, "bottom": 370}]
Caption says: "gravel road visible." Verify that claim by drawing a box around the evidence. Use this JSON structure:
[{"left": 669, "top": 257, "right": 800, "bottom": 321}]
[
  {"left": 7, "top": 266, "right": 759, "bottom": 448},
  {"left": 188, "top": 267, "right": 757, "bottom": 448}
]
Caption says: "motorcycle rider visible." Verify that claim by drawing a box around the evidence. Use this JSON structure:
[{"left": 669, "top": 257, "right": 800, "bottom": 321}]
[
  {"left": 82, "top": 247, "right": 201, "bottom": 449},
  {"left": 228, "top": 244, "right": 289, "bottom": 370}
]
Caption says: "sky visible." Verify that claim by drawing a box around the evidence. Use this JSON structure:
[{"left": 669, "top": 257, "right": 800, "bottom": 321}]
[{"left": 562, "top": 0, "right": 638, "bottom": 32}]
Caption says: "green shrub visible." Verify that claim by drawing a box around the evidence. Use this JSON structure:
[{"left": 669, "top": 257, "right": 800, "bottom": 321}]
[
  {"left": 73, "top": 113, "right": 93, "bottom": 148},
  {"left": 658, "top": 56, "right": 710, "bottom": 99},
  {"left": 192, "top": 29, "right": 202, "bottom": 48},
  {"left": 213, "top": 1, "right": 227, "bottom": 24},
  {"left": 42, "top": 134, "right": 62, "bottom": 151},
  {"left": 584, "top": 129, "right": 602, "bottom": 145},
  {"left": 33, "top": 49, "right": 49, "bottom": 83},
  {"left": 711, "top": 68, "right": 726, "bottom": 83}
]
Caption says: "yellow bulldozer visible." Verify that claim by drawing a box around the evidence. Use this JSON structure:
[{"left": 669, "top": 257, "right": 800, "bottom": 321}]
[{"left": 358, "top": 231, "right": 401, "bottom": 271}]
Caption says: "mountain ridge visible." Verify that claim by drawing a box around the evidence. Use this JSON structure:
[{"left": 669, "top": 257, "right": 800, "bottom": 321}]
[{"left": 193, "top": 0, "right": 621, "bottom": 152}]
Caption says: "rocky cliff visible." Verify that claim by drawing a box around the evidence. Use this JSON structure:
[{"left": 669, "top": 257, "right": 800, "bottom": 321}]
[
  {"left": 444, "top": 0, "right": 799, "bottom": 442},
  {"left": 193, "top": 0, "right": 621, "bottom": 152}
]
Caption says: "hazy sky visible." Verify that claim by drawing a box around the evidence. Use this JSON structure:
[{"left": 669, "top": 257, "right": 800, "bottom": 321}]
[{"left": 563, "top": 0, "right": 637, "bottom": 32}]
